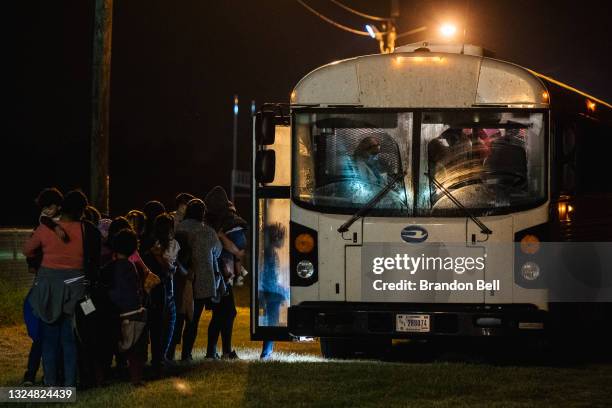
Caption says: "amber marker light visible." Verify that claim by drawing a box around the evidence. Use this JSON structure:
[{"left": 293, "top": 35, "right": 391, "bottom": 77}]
[
  {"left": 558, "top": 201, "right": 574, "bottom": 222},
  {"left": 542, "top": 91, "right": 549, "bottom": 102},
  {"left": 520, "top": 234, "right": 541, "bottom": 255},
  {"left": 295, "top": 233, "right": 315, "bottom": 254}
]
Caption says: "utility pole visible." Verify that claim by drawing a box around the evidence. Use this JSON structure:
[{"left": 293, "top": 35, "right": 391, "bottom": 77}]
[
  {"left": 231, "top": 95, "right": 239, "bottom": 202},
  {"left": 90, "top": 0, "right": 113, "bottom": 215}
]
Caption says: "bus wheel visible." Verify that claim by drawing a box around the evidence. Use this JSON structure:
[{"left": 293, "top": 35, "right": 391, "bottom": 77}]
[{"left": 320, "top": 338, "right": 354, "bottom": 359}]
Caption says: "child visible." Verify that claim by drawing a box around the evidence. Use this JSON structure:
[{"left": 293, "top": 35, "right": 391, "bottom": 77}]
[
  {"left": 260, "top": 222, "right": 288, "bottom": 360},
  {"left": 106, "top": 228, "right": 147, "bottom": 386},
  {"left": 144, "top": 214, "right": 180, "bottom": 366},
  {"left": 26, "top": 188, "right": 69, "bottom": 274}
]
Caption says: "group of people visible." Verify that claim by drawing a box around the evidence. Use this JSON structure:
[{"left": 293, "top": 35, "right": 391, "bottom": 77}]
[{"left": 21, "top": 186, "right": 264, "bottom": 388}]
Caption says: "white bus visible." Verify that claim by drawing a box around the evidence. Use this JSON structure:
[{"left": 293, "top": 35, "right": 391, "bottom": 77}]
[{"left": 251, "top": 43, "right": 612, "bottom": 358}]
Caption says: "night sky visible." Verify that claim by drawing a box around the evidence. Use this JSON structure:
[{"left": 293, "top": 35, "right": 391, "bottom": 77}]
[{"left": 5, "top": 0, "right": 612, "bottom": 226}]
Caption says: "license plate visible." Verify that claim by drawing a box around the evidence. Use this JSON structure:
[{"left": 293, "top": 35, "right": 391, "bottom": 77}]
[{"left": 396, "top": 314, "right": 430, "bottom": 333}]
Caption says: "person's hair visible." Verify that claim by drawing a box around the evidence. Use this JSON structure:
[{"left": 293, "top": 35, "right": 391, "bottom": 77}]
[
  {"left": 143, "top": 200, "right": 166, "bottom": 237},
  {"left": 184, "top": 198, "right": 206, "bottom": 222},
  {"left": 154, "top": 213, "right": 174, "bottom": 250},
  {"left": 35, "top": 187, "right": 63, "bottom": 209},
  {"left": 143, "top": 200, "right": 166, "bottom": 221},
  {"left": 126, "top": 209, "right": 146, "bottom": 236},
  {"left": 62, "top": 190, "right": 88, "bottom": 220},
  {"left": 108, "top": 216, "right": 132, "bottom": 248},
  {"left": 175, "top": 193, "right": 195, "bottom": 208},
  {"left": 111, "top": 228, "right": 138, "bottom": 257},
  {"left": 354, "top": 136, "right": 381, "bottom": 159},
  {"left": 264, "top": 222, "right": 286, "bottom": 245},
  {"left": 84, "top": 205, "right": 101, "bottom": 225},
  {"left": 204, "top": 186, "right": 230, "bottom": 216}
]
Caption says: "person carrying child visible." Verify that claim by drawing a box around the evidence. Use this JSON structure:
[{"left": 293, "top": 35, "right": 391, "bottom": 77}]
[{"left": 22, "top": 187, "right": 67, "bottom": 385}]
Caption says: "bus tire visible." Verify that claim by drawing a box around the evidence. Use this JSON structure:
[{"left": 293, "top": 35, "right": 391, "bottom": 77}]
[{"left": 320, "top": 338, "right": 353, "bottom": 359}]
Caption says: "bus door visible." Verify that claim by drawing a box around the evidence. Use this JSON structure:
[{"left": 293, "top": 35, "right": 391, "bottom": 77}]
[{"left": 251, "top": 108, "right": 292, "bottom": 341}]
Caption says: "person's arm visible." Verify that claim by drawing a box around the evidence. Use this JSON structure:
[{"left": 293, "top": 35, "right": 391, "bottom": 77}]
[
  {"left": 218, "top": 231, "right": 245, "bottom": 258},
  {"left": 23, "top": 227, "right": 43, "bottom": 258},
  {"left": 131, "top": 251, "right": 154, "bottom": 278},
  {"left": 40, "top": 216, "right": 69, "bottom": 243},
  {"left": 151, "top": 244, "right": 172, "bottom": 270},
  {"left": 211, "top": 230, "right": 223, "bottom": 258}
]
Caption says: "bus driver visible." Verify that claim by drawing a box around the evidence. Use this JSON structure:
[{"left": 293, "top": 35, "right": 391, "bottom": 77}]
[{"left": 352, "top": 136, "right": 388, "bottom": 188}]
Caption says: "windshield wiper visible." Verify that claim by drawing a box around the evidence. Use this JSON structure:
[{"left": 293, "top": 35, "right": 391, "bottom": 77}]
[
  {"left": 425, "top": 172, "right": 493, "bottom": 235},
  {"left": 338, "top": 171, "right": 407, "bottom": 233}
]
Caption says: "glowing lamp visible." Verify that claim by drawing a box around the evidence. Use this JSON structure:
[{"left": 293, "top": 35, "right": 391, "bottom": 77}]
[
  {"left": 365, "top": 24, "right": 377, "bottom": 39},
  {"left": 587, "top": 100, "right": 596, "bottom": 112},
  {"left": 440, "top": 23, "right": 457, "bottom": 38}
]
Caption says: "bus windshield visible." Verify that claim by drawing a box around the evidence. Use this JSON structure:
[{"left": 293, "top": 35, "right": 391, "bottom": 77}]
[
  {"left": 418, "top": 111, "right": 546, "bottom": 216},
  {"left": 293, "top": 110, "right": 546, "bottom": 216},
  {"left": 293, "top": 112, "right": 412, "bottom": 214}
]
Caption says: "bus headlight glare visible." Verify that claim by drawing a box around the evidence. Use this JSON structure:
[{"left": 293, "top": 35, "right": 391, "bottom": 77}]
[
  {"left": 296, "top": 260, "right": 314, "bottom": 279},
  {"left": 521, "top": 261, "right": 540, "bottom": 281}
]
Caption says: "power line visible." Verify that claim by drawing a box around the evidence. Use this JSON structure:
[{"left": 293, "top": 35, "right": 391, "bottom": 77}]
[
  {"left": 296, "top": 0, "right": 369, "bottom": 36},
  {"left": 329, "top": 0, "right": 390, "bottom": 22},
  {"left": 396, "top": 26, "right": 427, "bottom": 39}
]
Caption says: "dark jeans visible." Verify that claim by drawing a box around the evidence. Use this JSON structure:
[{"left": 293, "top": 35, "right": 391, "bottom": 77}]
[
  {"left": 163, "top": 295, "right": 176, "bottom": 359},
  {"left": 148, "top": 304, "right": 164, "bottom": 367},
  {"left": 41, "top": 315, "right": 77, "bottom": 387},
  {"left": 24, "top": 337, "right": 43, "bottom": 383},
  {"left": 168, "top": 312, "right": 186, "bottom": 361},
  {"left": 181, "top": 299, "right": 206, "bottom": 360},
  {"left": 205, "top": 287, "right": 237, "bottom": 356},
  {"left": 148, "top": 283, "right": 176, "bottom": 366}
]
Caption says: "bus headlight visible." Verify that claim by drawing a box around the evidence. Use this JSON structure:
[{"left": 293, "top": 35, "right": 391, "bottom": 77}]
[
  {"left": 521, "top": 261, "right": 540, "bottom": 281},
  {"left": 296, "top": 260, "right": 314, "bottom": 279}
]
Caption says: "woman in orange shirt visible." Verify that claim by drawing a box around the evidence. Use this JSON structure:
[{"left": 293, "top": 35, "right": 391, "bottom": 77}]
[{"left": 23, "top": 190, "right": 100, "bottom": 387}]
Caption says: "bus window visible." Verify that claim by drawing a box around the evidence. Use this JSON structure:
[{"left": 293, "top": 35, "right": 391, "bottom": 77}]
[
  {"left": 293, "top": 112, "right": 412, "bottom": 213},
  {"left": 256, "top": 198, "right": 290, "bottom": 329},
  {"left": 417, "top": 111, "right": 546, "bottom": 215}
]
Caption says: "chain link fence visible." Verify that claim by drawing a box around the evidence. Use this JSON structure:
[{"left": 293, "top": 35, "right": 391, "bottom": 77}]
[{"left": 0, "top": 229, "right": 34, "bottom": 290}]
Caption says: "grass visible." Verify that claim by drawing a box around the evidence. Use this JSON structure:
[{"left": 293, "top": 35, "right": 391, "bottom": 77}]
[
  {"left": 1, "top": 286, "right": 612, "bottom": 407},
  {"left": 0, "top": 280, "right": 29, "bottom": 327}
]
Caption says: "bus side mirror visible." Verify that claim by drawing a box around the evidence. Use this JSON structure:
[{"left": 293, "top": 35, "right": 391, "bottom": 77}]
[
  {"left": 255, "top": 150, "right": 275, "bottom": 183},
  {"left": 255, "top": 111, "right": 276, "bottom": 145}
]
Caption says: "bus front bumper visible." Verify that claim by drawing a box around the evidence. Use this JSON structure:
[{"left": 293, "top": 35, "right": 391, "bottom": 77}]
[{"left": 288, "top": 302, "right": 547, "bottom": 338}]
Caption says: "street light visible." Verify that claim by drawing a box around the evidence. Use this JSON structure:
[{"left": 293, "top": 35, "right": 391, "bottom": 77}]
[
  {"left": 366, "top": 23, "right": 425, "bottom": 53},
  {"left": 365, "top": 24, "right": 379, "bottom": 39},
  {"left": 439, "top": 23, "right": 458, "bottom": 38}
]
